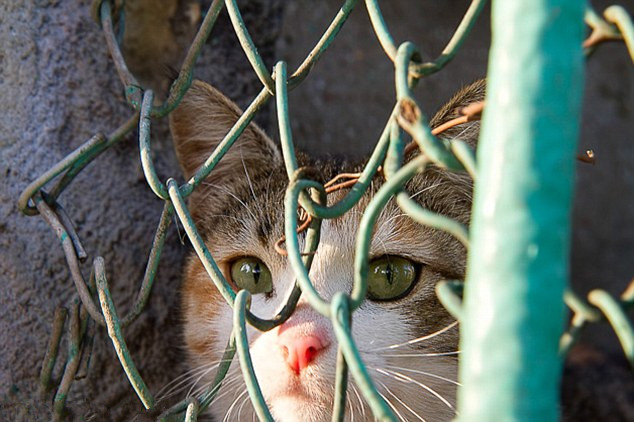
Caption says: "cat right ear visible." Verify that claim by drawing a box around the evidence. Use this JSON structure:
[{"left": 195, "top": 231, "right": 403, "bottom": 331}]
[{"left": 169, "top": 80, "right": 281, "bottom": 183}]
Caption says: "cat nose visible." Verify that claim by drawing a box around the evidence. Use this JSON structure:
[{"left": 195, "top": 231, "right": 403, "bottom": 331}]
[{"left": 278, "top": 334, "right": 327, "bottom": 374}]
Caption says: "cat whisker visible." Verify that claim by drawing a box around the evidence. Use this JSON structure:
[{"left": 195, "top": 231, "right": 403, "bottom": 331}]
[
  {"left": 161, "top": 360, "right": 222, "bottom": 385},
  {"left": 373, "top": 321, "right": 459, "bottom": 351},
  {"left": 350, "top": 383, "right": 366, "bottom": 420},
  {"left": 201, "top": 213, "right": 249, "bottom": 224},
  {"left": 156, "top": 365, "right": 210, "bottom": 398},
  {"left": 345, "top": 209, "right": 364, "bottom": 219},
  {"left": 263, "top": 170, "right": 279, "bottom": 239},
  {"left": 157, "top": 361, "right": 224, "bottom": 400},
  {"left": 409, "top": 181, "right": 451, "bottom": 200},
  {"left": 375, "top": 367, "right": 455, "bottom": 412},
  {"left": 379, "top": 212, "right": 409, "bottom": 227},
  {"left": 187, "top": 372, "right": 240, "bottom": 411},
  {"left": 237, "top": 389, "right": 252, "bottom": 421},
  {"left": 240, "top": 151, "right": 268, "bottom": 237},
  {"left": 376, "top": 198, "right": 394, "bottom": 227},
  {"left": 240, "top": 151, "right": 257, "bottom": 202},
  {"left": 449, "top": 123, "right": 478, "bottom": 144},
  {"left": 223, "top": 388, "right": 249, "bottom": 422},
  {"left": 186, "top": 363, "right": 226, "bottom": 398},
  {"left": 193, "top": 373, "right": 242, "bottom": 404},
  {"left": 378, "top": 351, "right": 461, "bottom": 358},
  {"left": 375, "top": 233, "right": 390, "bottom": 257},
  {"left": 377, "top": 380, "right": 427, "bottom": 422},
  {"left": 376, "top": 386, "right": 407, "bottom": 422},
  {"left": 385, "top": 364, "right": 460, "bottom": 387},
  {"left": 201, "top": 181, "right": 259, "bottom": 225}
]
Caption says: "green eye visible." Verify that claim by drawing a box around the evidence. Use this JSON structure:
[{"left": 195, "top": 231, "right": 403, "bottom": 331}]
[
  {"left": 230, "top": 257, "right": 273, "bottom": 295},
  {"left": 367, "top": 256, "right": 417, "bottom": 301}
]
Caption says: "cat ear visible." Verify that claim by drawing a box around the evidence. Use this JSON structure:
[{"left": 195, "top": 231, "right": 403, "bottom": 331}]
[
  {"left": 169, "top": 80, "right": 281, "bottom": 182},
  {"left": 429, "top": 79, "right": 486, "bottom": 148},
  {"left": 402, "top": 81, "right": 485, "bottom": 224}
]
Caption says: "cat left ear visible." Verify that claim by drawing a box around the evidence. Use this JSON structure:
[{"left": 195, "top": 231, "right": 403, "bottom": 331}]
[
  {"left": 169, "top": 80, "right": 281, "bottom": 182},
  {"left": 429, "top": 79, "right": 486, "bottom": 148}
]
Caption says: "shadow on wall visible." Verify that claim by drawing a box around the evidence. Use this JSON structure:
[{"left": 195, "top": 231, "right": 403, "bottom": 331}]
[{"left": 275, "top": 0, "right": 634, "bottom": 350}]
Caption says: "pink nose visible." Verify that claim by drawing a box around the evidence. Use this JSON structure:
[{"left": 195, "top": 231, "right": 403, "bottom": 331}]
[{"left": 278, "top": 334, "right": 326, "bottom": 374}]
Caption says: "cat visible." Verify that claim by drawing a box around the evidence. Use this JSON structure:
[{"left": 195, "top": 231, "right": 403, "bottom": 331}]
[
  {"left": 167, "top": 80, "right": 633, "bottom": 421},
  {"left": 167, "top": 79, "right": 480, "bottom": 422}
]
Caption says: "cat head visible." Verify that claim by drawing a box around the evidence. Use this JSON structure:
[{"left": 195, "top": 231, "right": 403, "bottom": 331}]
[{"left": 169, "top": 79, "right": 483, "bottom": 421}]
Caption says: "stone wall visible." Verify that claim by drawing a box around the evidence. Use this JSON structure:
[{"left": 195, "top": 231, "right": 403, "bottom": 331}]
[{"left": 0, "top": 0, "right": 282, "bottom": 419}]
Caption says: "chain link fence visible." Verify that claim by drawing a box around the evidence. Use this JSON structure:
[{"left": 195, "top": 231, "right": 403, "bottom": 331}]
[{"left": 17, "top": 0, "right": 634, "bottom": 421}]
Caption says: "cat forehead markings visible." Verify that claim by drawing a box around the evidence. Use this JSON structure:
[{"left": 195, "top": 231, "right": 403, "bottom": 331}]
[{"left": 198, "top": 174, "right": 444, "bottom": 271}]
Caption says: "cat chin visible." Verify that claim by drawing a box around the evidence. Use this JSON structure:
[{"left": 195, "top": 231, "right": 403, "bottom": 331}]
[{"left": 269, "top": 396, "right": 332, "bottom": 422}]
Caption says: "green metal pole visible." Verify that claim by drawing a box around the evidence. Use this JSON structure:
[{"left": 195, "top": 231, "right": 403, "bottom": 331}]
[{"left": 458, "top": 1, "right": 585, "bottom": 421}]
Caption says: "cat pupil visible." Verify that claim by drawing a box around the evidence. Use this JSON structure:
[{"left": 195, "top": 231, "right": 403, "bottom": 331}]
[
  {"left": 253, "top": 262, "right": 261, "bottom": 284},
  {"left": 385, "top": 263, "right": 393, "bottom": 285}
]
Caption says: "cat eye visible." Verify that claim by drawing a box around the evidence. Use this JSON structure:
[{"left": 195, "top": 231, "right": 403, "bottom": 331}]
[
  {"left": 230, "top": 257, "right": 273, "bottom": 295},
  {"left": 367, "top": 256, "right": 418, "bottom": 301}
]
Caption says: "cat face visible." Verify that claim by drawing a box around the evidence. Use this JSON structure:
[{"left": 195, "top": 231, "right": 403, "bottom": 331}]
[{"left": 170, "top": 80, "right": 483, "bottom": 421}]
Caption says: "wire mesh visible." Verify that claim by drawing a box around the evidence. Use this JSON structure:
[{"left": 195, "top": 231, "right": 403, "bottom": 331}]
[{"left": 17, "top": 0, "right": 634, "bottom": 421}]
